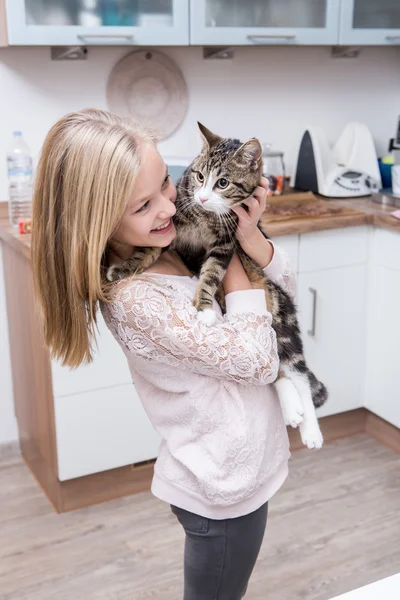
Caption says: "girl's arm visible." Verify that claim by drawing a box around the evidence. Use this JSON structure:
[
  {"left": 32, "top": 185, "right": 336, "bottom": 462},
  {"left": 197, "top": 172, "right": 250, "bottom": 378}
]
[
  {"left": 104, "top": 275, "right": 279, "bottom": 386},
  {"left": 232, "top": 177, "right": 296, "bottom": 299},
  {"left": 261, "top": 241, "right": 297, "bottom": 300}
]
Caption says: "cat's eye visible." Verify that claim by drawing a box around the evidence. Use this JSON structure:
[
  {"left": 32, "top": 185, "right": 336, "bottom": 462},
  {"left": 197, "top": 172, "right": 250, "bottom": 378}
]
[
  {"left": 217, "top": 178, "right": 229, "bottom": 189},
  {"left": 196, "top": 172, "right": 204, "bottom": 183}
]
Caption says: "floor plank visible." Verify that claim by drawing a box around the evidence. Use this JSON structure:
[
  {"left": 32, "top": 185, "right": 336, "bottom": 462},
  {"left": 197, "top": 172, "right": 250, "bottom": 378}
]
[{"left": 0, "top": 435, "right": 399, "bottom": 599}]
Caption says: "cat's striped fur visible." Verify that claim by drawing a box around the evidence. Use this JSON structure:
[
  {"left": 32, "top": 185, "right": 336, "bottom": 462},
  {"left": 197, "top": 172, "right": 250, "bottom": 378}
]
[{"left": 107, "top": 123, "right": 328, "bottom": 448}]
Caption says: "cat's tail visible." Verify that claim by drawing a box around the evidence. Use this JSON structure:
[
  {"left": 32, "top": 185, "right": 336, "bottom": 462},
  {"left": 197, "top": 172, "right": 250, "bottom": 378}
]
[{"left": 306, "top": 370, "right": 328, "bottom": 408}]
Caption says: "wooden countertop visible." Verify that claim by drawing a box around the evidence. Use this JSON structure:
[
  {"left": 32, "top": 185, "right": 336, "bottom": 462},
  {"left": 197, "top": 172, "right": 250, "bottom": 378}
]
[
  {"left": 260, "top": 192, "right": 400, "bottom": 236},
  {"left": 1, "top": 193, "right": 400, "bottom": 259}
]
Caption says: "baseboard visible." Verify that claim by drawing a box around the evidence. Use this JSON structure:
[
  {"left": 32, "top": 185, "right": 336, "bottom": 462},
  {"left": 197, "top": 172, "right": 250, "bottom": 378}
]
[
  {"left": 60, "top": 460, "right": 155, "bottom": 513},
  {"left": 365, "top": 411, "right": 400, "bottom": 453},
  {"left": 19, "top": 408, "right": 398, "bottom": 513},
  {"left": 0, "top": 440, "right": 21, "bottom": 460},
  {"left": 288, "top": 408, "right": 367, "bottom": 451},
  {"left": 21, "top": 436, "right": 155, "bottom": 514}
]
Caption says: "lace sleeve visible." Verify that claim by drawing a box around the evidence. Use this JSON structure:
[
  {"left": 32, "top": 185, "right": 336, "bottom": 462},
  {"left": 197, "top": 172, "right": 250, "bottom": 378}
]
[
  {"left": 104, "top": 278, "right": 279, "bottom": 386},
  {"left": 263, "top": 244, "right": 297, "bottom": 300}
]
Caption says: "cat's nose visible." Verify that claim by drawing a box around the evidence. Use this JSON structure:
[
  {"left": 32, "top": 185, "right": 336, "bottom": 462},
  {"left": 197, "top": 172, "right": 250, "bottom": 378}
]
[{"left": 199, "top": 196, "right": 208, "bottom": 204}]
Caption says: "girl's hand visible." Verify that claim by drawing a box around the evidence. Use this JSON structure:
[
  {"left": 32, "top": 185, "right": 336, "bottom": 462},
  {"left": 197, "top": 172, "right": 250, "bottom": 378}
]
[
  {"left": 231, "top": 177, "right": 274, "bottom": 269},
  {"left": 231, "top": 176, "right": 268, "bottom": 245}
]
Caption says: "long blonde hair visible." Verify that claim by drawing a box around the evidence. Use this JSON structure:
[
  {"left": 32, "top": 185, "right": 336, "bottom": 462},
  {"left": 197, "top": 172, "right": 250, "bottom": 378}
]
[{"left": 32, "top": 108, "right": 156, "bottom": 368}]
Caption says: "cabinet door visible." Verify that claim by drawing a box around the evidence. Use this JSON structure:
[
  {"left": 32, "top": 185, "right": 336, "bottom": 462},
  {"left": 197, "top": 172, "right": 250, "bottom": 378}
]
[
  {"left": 51, "top": 311, "right": 132, "bottom": 397},
  {"left": 340, "top": 0, "right": 400, "bottom": 45},
  {"left": 297, "top": 265, "right": 368, "bottom": 418},
  {"left": 273, "top": 234, "right": 299, "bottom": 275},
  {"left": 54, "top": 383, "right": 161, "bottom": 480},
  {"left": 6, "top": 0, "right": 189, "bottom": 46},
  {"left": 190, "top": 0, "right": 341, "bottom": 45},
  {"left": 364, "top": 267, "right": 400, "bottom": 428}
]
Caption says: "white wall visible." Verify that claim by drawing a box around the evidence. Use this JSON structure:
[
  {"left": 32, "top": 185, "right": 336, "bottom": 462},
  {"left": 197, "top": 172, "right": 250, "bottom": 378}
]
[
  {"left": 1, "top": 44, "right": 400, "bottom": 444},
  {"left": 0, "top": 243, "right": 18, "bottom": 444}
]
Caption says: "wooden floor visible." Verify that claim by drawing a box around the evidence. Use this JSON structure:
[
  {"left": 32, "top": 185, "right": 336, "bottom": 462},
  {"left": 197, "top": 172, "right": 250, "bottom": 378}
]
[{"left": 1, "top": 434, "right": 399, "bottom": 600}]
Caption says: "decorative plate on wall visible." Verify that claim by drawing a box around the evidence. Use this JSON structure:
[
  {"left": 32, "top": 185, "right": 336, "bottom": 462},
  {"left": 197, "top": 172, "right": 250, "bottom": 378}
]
[{"left": 106, "top": 50, "right": 188, "bottom": 140}]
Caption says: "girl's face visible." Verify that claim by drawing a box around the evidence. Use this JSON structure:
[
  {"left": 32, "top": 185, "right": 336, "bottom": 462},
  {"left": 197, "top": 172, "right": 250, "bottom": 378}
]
[{"left": 111, "top": 144, "right": 177, "bottom": 257}]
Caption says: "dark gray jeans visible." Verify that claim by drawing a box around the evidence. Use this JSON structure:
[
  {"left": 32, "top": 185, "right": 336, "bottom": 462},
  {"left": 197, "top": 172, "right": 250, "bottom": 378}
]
[{"left": 171, "top": 501, "right": 268, "bottom": 600}]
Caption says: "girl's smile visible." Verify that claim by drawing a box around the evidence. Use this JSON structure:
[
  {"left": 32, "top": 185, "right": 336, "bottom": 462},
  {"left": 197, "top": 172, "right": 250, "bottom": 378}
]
[{"left": 111, "top": 143, "right": 177, "bottom": 259}]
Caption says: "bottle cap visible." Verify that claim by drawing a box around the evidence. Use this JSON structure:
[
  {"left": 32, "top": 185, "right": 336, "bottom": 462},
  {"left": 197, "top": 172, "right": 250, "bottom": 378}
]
[{"left": 13, "top": 131, "right": 22, "bottom": 137}]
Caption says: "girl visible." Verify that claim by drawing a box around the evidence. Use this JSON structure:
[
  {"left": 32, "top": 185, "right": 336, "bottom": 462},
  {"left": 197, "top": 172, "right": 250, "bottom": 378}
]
[{"left": 32, "top": 108, "right": 295, "bottom": 600}]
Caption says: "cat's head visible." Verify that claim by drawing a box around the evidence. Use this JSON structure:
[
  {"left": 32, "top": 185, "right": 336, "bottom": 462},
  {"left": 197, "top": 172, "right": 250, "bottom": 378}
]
[{"left": 187, "top": 122, "right": 263, "bottom": 215}]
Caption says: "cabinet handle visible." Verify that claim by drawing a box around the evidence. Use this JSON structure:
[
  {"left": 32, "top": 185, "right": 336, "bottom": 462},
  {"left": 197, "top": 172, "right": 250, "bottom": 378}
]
[
  {"left": 247, "top": 34, "right": 296, "bottom": 43},
  {"left": 307, "top": 287, "right": 317, "bottom": 337},
  {"left": 386, "top": 35, "right": 400, "bottom": 41},
  {"left": 77, "top": 34, "right": 134, "bottom": 43}
]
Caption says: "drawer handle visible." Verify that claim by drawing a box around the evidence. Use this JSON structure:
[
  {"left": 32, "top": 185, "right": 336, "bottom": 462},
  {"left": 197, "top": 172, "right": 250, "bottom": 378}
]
[
  {"left": 77, "top": 34, "right": 134, "bottom": 43},
  {"left": 386, "top": 35, "right": 400, "bottom": 41},
  {"left": 247, "top": 34, "right": 296, "bottom": 43},
  {"left": 308, "top": 287, "right": 317, "bottom": 337}
]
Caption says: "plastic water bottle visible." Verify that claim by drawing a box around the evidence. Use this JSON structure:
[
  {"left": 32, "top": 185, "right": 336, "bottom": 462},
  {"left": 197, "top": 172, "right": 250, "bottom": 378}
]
[{"left": 7, "top": 131, "right": 33, "bottom": 228}]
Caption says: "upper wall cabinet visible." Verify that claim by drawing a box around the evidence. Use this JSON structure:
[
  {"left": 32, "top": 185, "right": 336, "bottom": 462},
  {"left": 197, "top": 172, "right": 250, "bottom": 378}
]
[
  {"left": 340, "top": 0, "right": 400, "bottom": 45},
  {"left": 5, "top": 0, "right": 189, "bottom": 46},
  {"left": 190, "top": 0, "right": 341, "bottom": 46}
]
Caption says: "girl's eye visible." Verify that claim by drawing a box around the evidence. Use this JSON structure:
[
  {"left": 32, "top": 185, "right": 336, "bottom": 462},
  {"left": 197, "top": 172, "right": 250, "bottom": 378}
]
[
  {"left": 135, "top": 200, "right": 149, "bottom": 213},
  {"left": 197, "top": 172, "right": 204, "bottom": 183},
  {"left": 217, "top": 178, "right": 229, "bottom": 189},
  {"left": 163, "top": 173, "right": 170, "bottom": 187}
]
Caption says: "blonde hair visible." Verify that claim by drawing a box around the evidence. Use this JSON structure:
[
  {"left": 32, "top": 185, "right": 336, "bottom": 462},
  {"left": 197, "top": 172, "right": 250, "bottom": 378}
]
[{"left": 32, "top": 108, "right": 157, "bottom": 368}]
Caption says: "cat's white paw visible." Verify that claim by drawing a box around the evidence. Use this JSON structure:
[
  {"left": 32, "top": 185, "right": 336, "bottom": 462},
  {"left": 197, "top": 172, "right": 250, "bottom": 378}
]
[
  {"left": 197, "top": 308, "right": 217, "bottom": 326},
  {"left": 106, "top": 265, "right": 120, "bottom": 282},
  {"left": 282, "top": 406, "right": 304, "bottom": 429},
  {"left": 299, "top": 421, "right": 324, "bottom": 449},
  {"left": 275, "top": 378, "right": 304, "bottom": 428}
]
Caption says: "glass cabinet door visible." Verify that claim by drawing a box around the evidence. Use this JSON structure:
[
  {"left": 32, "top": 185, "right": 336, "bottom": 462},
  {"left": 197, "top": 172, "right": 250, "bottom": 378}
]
[
  {"left": 6, "top": 0, "right": 189, "bottom": 45},
  {"left": 190, "top": 0, "right": 341, "bottom": 45},
  {"left": 340, "top": 0, "right": 400, "bottom": 45}
]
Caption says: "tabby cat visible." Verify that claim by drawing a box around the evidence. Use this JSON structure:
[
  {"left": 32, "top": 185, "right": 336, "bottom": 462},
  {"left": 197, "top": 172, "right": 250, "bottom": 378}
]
[{"left": 107, "top": 123, "right": 328, "bottom": 449}]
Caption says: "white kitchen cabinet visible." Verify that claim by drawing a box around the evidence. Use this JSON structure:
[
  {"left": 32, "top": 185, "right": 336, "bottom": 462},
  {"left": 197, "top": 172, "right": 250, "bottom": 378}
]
[
  {"left": 340, "top": 0, "right": 400, "bottom": 45},
  {"left": 51, "top": 309, "right": 161, "bottom": 480},
  {"left": 298, "top": 226, "right": 369, "bottom": 273},
  {"left": 5, "top": 0, "right": 189, "bottom": 46},
  {"left": 364, "top": 229, "right": 400, "bottom": 428},
  {"left": 297, "top": 227, "right": 369, "bottom": 418},
  {"left": 190, "top": 0, "right": 341, "bottom": 46},
  {"left": 272, "top": 234, "right": 299, "bottom": 276},
  {"left": 51, "top": 311, "right": 132, "bottom": 397},
  {"left": 54, "top": 383, "right": 161, "bottom": 480},
  {"left": 297, "top": 264, "right": 368, "bottom": 418}
]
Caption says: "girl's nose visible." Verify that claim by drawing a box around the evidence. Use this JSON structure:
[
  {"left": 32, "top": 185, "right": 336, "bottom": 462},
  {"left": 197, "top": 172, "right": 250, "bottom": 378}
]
[{"left": 159, "top": 197, "right": 176, "bottom": 219}]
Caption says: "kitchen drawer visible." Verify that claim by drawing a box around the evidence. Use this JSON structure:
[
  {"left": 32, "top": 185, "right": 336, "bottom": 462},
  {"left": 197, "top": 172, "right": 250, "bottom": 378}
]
[
  {"left": 51, "top": 311, "right": 132, "bottom": 397},
  {"left": 272, "top": 234, "right": 299, "bottom": 274},
  {"left": 54, "top": 383, "right": 161, "bottom": 481},
  {"left": 298, "top": 226, "right": 369, "bottom": 273},
  {"left": 370, "top": 228, "right": 400, "bottom": 271}
]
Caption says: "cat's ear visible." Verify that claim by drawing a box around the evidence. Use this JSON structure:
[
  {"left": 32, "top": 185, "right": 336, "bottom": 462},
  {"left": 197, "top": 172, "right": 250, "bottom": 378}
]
[
  {"left": 233, "top": 138, "right": 262, "bottom": 167},
  {"left": 197, "top": 122, "right": 223, "bottom": 149}
]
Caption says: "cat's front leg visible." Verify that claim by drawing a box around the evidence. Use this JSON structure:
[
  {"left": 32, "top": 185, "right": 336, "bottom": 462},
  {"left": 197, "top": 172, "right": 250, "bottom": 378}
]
[
  {"left": 194, "top": 248, "right": 233, "bottom": 326},
  {"left": 106, "top": 247, "right": 162, "bottom": 282},
  {"left": 274, "top": 371, "right": 304, "bottom": 428},
  {"left": 289, "top": 372, "right": 323, "bottom": 449}
]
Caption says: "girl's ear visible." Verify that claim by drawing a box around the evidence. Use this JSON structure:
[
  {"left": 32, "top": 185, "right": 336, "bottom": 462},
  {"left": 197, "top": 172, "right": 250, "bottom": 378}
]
[
  {"left": 197, "top": 122, "right": 223, "bottom": 149},
  {"left": 233, "top": 138, "right": 262, "bottom": 166}
]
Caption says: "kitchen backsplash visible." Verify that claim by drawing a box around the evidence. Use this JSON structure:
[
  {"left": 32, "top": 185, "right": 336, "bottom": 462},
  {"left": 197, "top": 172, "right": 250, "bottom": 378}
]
[{"left": 1, "top": 45, "right": 400, "bottom": 201}]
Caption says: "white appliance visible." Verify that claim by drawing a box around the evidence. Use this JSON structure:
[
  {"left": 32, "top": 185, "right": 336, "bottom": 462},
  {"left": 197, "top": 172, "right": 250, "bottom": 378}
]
[{"left": 292, "top": 122, "right": 381, "bottom": 197}]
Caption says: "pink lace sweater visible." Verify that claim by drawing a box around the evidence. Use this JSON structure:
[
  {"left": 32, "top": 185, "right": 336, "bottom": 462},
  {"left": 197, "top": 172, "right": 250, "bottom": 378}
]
[{"left": 102, "top": 245, "right": 296, "bottom": 519}]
